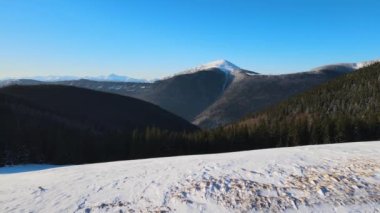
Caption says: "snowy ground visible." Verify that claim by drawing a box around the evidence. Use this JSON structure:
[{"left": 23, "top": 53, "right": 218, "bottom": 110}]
[{"left": 0, "top": 142, "right": 379, "bottom": 212}]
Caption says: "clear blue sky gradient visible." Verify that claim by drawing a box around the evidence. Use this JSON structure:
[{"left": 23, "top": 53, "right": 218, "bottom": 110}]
[{"left": 1, "top": 0, "right": 379, "bottom": 79}]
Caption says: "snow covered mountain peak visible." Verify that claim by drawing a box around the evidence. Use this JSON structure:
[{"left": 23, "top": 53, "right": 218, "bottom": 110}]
[
  {"left": 312, "top": 59, "right": 380, "bottom": 73},
  {"left": 184, "top": 59, "right": 241, "bottom": 75},
  {"left": 166, "top": 59, "right": 259, "bottom": 79},
  {"left": 354, "top": 59, "right": 380, "bottom": 69},
  {"left": 201, "top": 59, "right": 241, "bottom": 72}
]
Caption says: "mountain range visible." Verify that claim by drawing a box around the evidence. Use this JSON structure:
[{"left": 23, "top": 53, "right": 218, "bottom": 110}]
[
  {"left": 103, "top": 61, "right": 380, "bottom": 158},
  {"left": 0, "top": 74, "right": 148, "bottom": 83},
  {"left": 1, "top": 59, "right": 379, "bottom": 129},
  {"left": 0, "top": 60, "right": 379, "bottom": 165}
]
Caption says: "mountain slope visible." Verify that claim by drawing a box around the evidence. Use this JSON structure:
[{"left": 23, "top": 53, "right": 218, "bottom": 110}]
[
  {"left": 194, "top": 70, "right": 348, "bottom": 128},
  {"left": 55, "top": 60, "right": 365, "bottom": 128},
  {"left": 135, "top": 68, "right": 233, "bottom": 120},
  {"left": 0, "top": 60, "right": 258, "bottom": 123},
  {"left": 193, "top": 59, "right": 380, "bottom": 128},
  {"left": 0, "top": 85, "right": 198, "bottom": 165},
  {"left": 1, "top": 59, "right": 378, "bottom": 129},
  {"left": 0, "top": 85, "right": 197, "bottom": 132},
  {"left": 52, "top": 63, "right": 244, "bottom": 121},
  {"left": 1, "top": 141, "right": 379, "bottom": 212},
  {"left": 222, "top": 62, "right": 380, "bottom": 147},
  {"left": 125, "top": 60, "right": 259, "bottom": 121},
  {"left": 115, "top": 62, "right": 380, "bottom": 157}
]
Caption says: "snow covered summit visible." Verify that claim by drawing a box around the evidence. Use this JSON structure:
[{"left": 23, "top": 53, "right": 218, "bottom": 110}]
[
  {"left": 194, "top": 59, "right": 241, "bottom": 73},
  {"left": 182, "top": 59, "right": 242, "bottom": 75},
  {"left": 312, "top": 59, "right": 380, "bottom": 73},
  {"left": 165, "top": 59, "right": 248, "bottom": 79},
  {"left": 354, "top": 59, "right": 380, "bottom": 69}
]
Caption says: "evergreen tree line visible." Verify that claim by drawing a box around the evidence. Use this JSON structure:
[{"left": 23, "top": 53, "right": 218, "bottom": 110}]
[
  {"left": 126, "top": 63, "right": 380, "bottom": 158},
  {"left": 1, "top": 63, "right": 379, "bottom": 166}
]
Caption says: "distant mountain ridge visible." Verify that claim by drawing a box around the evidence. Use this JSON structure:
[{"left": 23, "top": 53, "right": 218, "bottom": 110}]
[
  {"left": 1, "top": 73, "right": 148, "bottom": 83},
  {"left": 311, "top": 59, "right": 380, "bottom": 73},
  {"left": 1, "top": 58, "right": 379, "bottom": 128}
]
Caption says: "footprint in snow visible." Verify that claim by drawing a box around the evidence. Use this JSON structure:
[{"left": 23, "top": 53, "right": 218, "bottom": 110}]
[
  {"left": 38, "top": 186, "right": 47, "bottom": 192},
  {"left": 32, "top": 186, "right": 47, "bottom": 195}
]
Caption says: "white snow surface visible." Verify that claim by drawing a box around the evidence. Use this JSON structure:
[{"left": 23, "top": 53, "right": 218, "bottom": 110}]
[{"left": 0, "top": 141, "right": 379, "bottom": 212}]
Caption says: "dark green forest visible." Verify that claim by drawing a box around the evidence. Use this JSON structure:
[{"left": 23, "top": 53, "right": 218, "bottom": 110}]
[
  {"left": 1, "top": 63, "right": 379, "bottom": 165},
  {"left": 127, "top": 63, "right": 380, "bottom": 158}
]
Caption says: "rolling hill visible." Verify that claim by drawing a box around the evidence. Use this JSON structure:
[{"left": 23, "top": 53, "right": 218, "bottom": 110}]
[
  {"left": 0, "top": 85, "right": 198, "bottom": 132},
  {"left": 0, "top": 85, "right": 198, "bottom": 165}
]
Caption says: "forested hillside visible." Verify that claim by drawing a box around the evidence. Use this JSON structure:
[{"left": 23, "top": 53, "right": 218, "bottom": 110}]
[
  {"left": 128, "top": 62, "right": 380, "bottom": 156},
  {"left": 0, "top": 86, "right": 197, "bottom": 165},
  {"left": 225, "top": 62, "right": 380, "bottom": 147},
  {"left": 1, "top": 63, "right": 379, "bottom": 165}
]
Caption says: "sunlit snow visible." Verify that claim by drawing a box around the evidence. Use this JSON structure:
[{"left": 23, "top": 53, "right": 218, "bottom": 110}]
[{"left": 0, "top": 141, "right": 379, "bottom": 212}]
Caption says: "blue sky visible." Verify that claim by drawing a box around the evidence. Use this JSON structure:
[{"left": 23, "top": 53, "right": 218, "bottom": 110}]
[{"left": 0, "top": 0, "right": 379, "bottom": 79}]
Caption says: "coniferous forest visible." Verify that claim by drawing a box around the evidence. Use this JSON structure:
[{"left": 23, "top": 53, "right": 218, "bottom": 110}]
[
  {"left": 1, "top": 63, "right": 379, "bottom": 165},
  {"left": 128, "top": 63, "right": 380, "bottom": 158}
]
